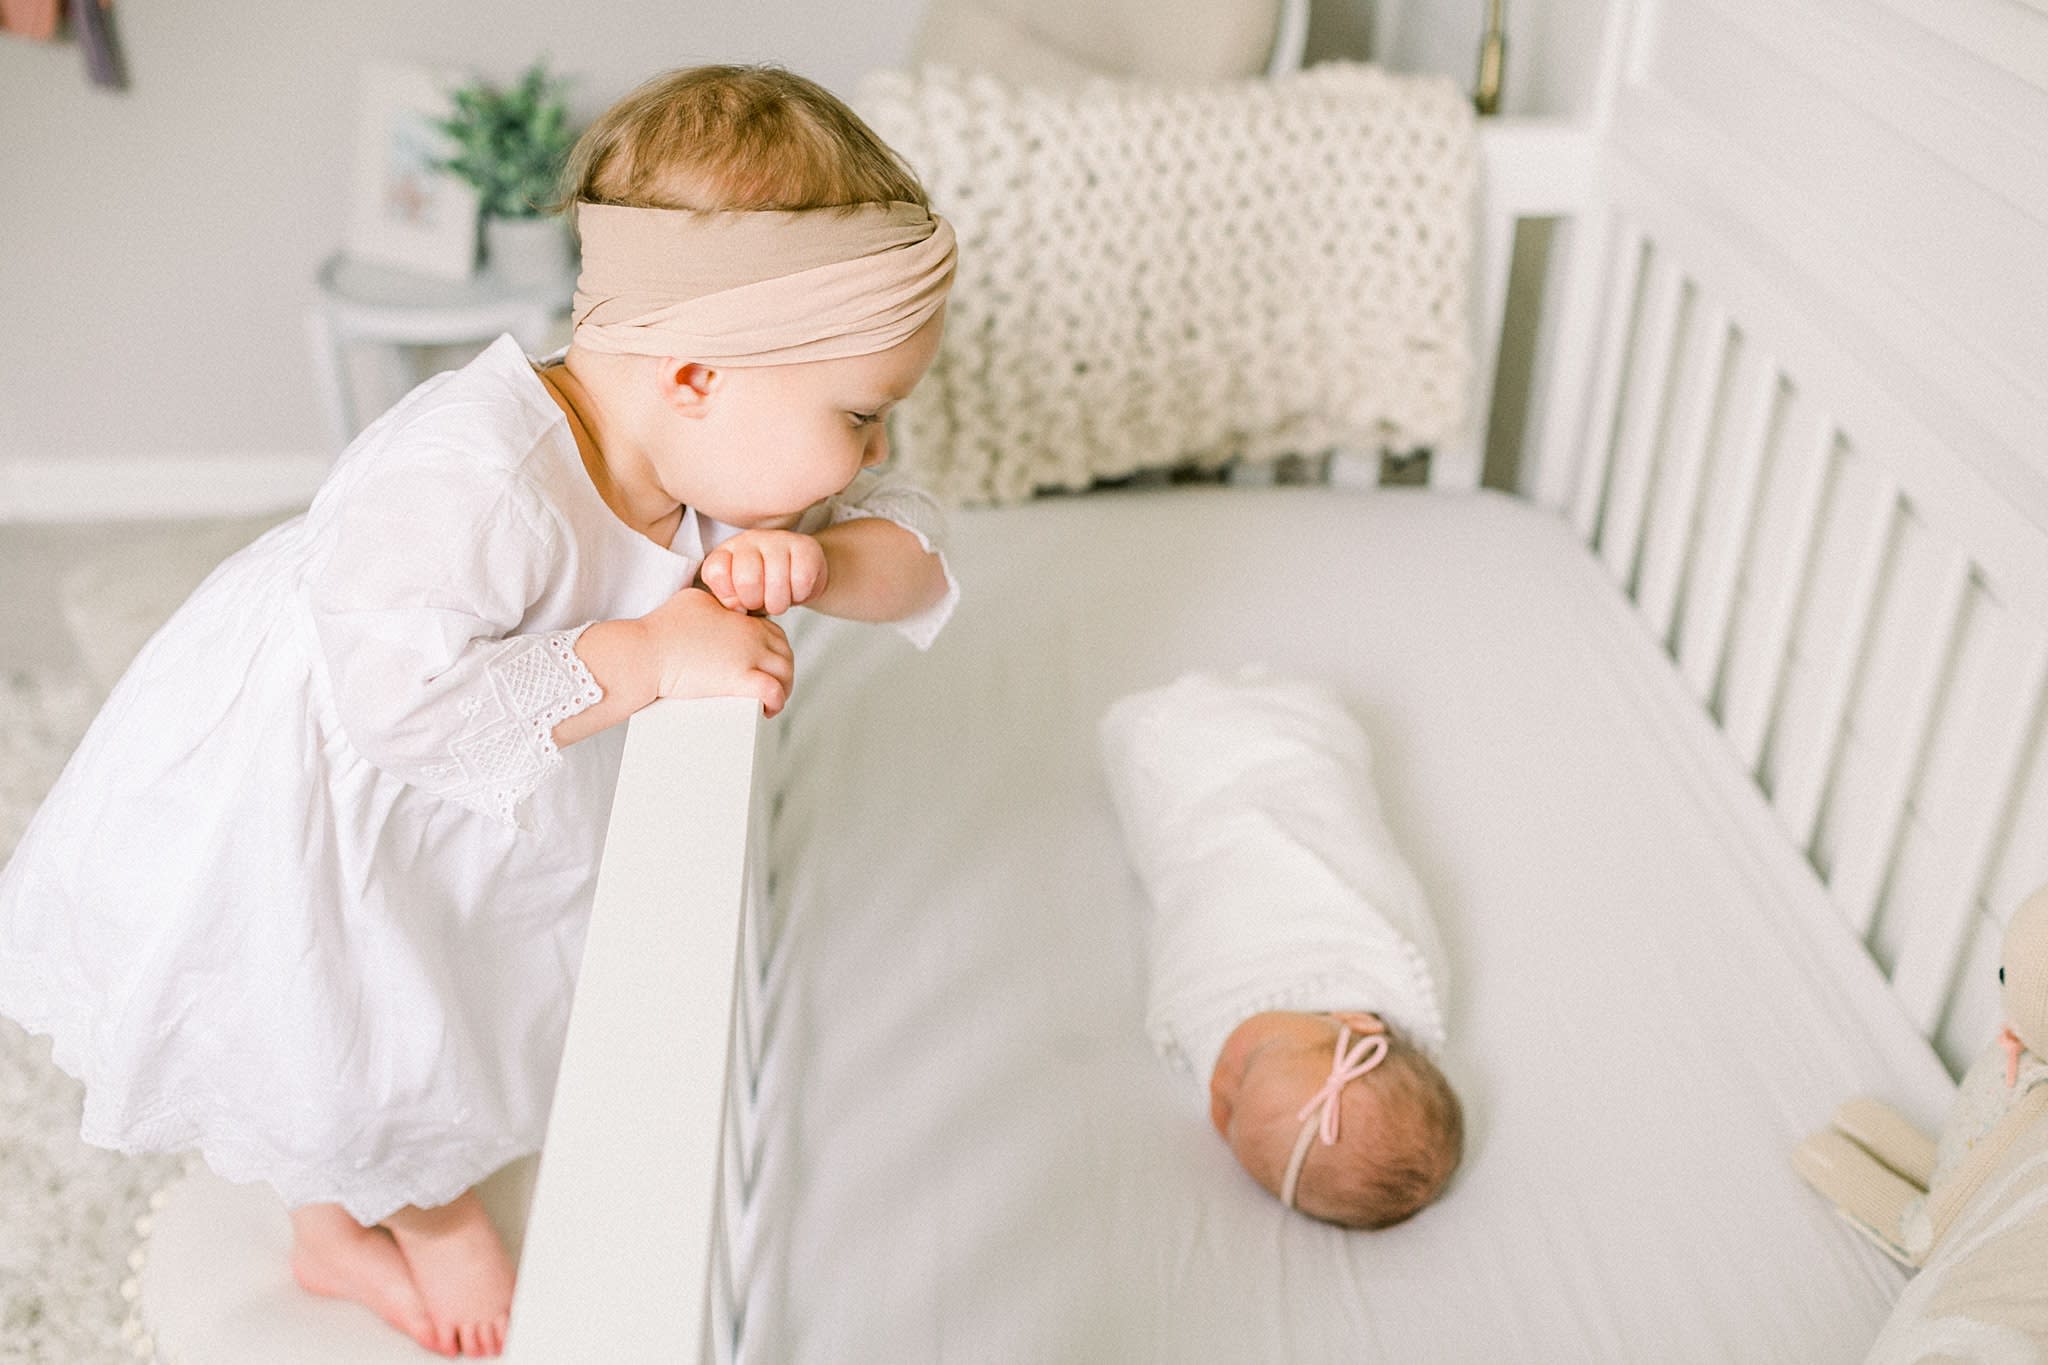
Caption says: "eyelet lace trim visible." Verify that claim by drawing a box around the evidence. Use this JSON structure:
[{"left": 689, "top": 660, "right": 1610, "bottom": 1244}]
[{"left": 439, "top": 625, "right": 603, "bottom": 831}]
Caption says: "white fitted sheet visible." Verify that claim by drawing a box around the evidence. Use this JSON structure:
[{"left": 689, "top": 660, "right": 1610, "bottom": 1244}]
[{"left": 743, "top": 487, "right": 1955, "bottom": 1363}]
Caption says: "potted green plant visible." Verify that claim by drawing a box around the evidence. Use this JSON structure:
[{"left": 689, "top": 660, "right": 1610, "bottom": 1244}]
[{"left": 438, "top": 61, "right": 578, "bottom": 285}]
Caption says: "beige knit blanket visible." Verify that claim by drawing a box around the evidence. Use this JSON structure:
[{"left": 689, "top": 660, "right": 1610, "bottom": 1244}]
[{"left": 856, "top": 62, "right": 1476, "bottom": 505}]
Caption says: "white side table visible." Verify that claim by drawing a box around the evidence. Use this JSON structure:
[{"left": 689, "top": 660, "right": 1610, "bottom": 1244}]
[{"left": 307, "top": 254, "right": 577, "bottom": 451}]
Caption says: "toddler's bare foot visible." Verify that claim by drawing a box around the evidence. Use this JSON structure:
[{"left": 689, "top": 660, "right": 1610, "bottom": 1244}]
[
  {"left": 289, "top": 1203, "right": 440, "bottom": 1354},
  {"left": 384, "top": 1190, "right": 515, "bottom": 1358}
]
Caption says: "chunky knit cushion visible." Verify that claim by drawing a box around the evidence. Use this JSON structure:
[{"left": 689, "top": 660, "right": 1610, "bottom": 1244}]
[{"left": 857, "top": 62, "right": 1477, "bottom": 505}]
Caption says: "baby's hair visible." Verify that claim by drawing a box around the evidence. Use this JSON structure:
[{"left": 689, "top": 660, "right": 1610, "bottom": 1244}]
[
  {"left": 556, "top": 64, "right": 930, "bottom": 216},
  {"left": 1296, "top": 1031, "right": 1463, "bottom": 1230}
]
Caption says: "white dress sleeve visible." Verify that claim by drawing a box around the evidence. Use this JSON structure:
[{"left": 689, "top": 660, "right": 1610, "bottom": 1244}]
[
  {"left": 813, "top": 469, "right": 960, "bottom": 650},
  {"left": 308, "top": 451, "right": 603, "bottom": 832}
]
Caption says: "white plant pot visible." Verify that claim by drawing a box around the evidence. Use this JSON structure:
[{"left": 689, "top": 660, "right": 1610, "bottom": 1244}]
[{"left": 483, "top": 216, "right": 571, "bottom": 288}]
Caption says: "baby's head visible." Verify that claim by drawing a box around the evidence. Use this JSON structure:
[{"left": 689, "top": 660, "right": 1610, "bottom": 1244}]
[
  {"left": 1209, "top": 1011, "right": 1462, "bottom": 1229},
  {"left": 555, "top": 66, "right": 954, "bottom": 526}
]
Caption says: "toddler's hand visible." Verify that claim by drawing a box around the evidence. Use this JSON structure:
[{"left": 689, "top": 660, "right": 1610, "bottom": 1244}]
[
  {"left": 638, "top": 586, "right": 796, "bottom": 717},
  {"left": 698, "top": 530, "right": 829, "bottom": 616}
]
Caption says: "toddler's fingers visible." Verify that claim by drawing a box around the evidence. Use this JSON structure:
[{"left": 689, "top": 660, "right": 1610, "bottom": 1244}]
[
  {"left": 762, "top": 558, "right": 793, "bottom": 616},
  {"left": 699, "top": 554, "right": 736, "bottom": 608},
  {"left": 747, "top": 668, "right": 790, "bottom": 718},
  {"left": 790, "top": 553, "right": 823, "bottom": 604},
  {"left": 729, "top": 546, "right": 766, "bottom": 611},
  {"left": 751, "top": 634, "right": 795, "bottom": 687}
]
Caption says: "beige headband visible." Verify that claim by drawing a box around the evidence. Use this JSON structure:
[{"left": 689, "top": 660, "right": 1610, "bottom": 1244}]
[{"left": 570, "top": 199, "right": 956, "bottom": 367}]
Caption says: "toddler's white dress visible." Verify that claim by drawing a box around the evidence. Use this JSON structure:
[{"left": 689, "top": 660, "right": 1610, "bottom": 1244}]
[
  {"left": 1098, "top": 669, "right": 1448, "bottom": 1090},
  {"left": 0, "top": 336, "right": 954, "bottom": 1224}
]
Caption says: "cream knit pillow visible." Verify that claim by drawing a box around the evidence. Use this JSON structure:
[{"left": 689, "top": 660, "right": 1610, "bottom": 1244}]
[{"left": 856, "top": 62, "right": 1476, "bottom": 505}]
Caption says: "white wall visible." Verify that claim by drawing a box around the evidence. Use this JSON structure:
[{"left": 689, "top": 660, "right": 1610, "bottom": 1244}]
[
  {"left": 1371, "top": 0, "right": 1609, "bottom": 117},
  {"left": 0, "top": 0, "right": 1504, "bottom": 516},
  {"left": 0, "top": 1, "right": 929, "bottom": 490}
]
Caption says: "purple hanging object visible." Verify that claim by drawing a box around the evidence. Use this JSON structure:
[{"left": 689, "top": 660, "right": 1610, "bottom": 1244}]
[{"left": 67, "top": 0, "right": 124, "bottom": 89}]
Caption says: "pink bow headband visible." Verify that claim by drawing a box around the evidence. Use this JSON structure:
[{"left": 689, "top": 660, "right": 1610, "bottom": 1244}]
[{"left": 1280, "top": 1020, "right": 1389, "bottom": 1212}]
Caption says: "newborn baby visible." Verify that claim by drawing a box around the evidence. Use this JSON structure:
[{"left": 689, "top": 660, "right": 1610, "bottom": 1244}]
[{"left": 1099, "top": 669, "right": 1463, "bottom": 1228}]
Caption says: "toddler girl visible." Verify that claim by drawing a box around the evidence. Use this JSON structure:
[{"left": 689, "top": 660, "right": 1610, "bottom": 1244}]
[
  {"left": 0, "top": 65, "right": 957, "bottom": 1358},
  {"left": 1099, "top": 669, "right": 1463, "bottom": 1228}
]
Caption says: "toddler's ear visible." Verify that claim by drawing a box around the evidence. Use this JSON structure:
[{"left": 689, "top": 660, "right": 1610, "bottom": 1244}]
[
  {"left": 1330, "top": 1011, "right": 1385, "bottom": 1036},
  {"left": 659, "top": 360, "right": 722, "bottom": 416}
]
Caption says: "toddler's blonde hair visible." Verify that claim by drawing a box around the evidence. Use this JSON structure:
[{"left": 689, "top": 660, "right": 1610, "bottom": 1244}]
[{"left": 558, "top": 64, "right": 929, "bottom": 215}]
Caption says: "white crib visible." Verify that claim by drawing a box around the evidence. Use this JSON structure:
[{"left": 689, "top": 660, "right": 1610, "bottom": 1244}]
[
  {"left": 501, "top": 10, "right": 2045, "bottom": 1365},
  {"left": 500, "top": 10, "right": 2045, "bottom": 1365},
  {"left": 135, "top": 0, "right": 2047, "bottom": 1359}
]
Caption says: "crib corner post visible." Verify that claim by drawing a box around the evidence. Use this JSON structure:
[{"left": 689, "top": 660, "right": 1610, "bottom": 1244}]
[
  {"left": 503, "top": 696, "right": 764, "bottom": 1365},
  {"left": 1432, "top": 118, "right": 1602, "bottom": 497}
]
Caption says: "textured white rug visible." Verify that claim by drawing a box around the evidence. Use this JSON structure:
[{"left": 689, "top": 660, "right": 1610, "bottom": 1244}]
[{"left": 0, "top": 667, "right": 185, "bottom": 1365}]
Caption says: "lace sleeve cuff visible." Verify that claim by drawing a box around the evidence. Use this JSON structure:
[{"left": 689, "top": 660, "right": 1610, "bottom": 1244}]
[{"left": 431, "top": 625, "right": 604, "bottom": 831}]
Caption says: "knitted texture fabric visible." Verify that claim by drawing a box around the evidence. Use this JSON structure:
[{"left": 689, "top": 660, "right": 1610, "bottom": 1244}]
[{"left": 856, "top": 62, "right": 1477, "bottom": 505}]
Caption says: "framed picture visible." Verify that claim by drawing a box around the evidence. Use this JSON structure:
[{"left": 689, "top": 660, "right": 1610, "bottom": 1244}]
[{"left": 345, "top": 62, "right": 481, "bottom": 280}]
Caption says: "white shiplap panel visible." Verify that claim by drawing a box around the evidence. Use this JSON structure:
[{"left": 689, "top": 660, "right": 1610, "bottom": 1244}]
[
  {"left": 1569, "top": 220, "right": 1649, "bottom": 545},
  {"left": 1761, "top": 451, "right": 1899, "bottom": 851},
  {"left": 1627, "top": 1, "right": 2048, "bottom": 521},
  {"left": 1673, "top": 345, "right": 1780, "bottom": 704},
  {"left": 1634, "top": 299, "right": 1733, "bottom": 648},
  {"left": 1815, "top": 526, "right": 1971, "bottom": 937},
  {"left": 1883, "top": 613, "right": 2048, "bottom": 1035},
  {"left": 1718, "top": 395, "right": 1835, "bottom": 767},
  {"left": 1598, "top": 257, "right": 1688, "bottom": 590}
]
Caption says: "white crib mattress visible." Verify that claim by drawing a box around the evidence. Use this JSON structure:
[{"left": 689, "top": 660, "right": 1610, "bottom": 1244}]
[{"left": 745, "top": 487, "right": 1955, "bottom": 1363}]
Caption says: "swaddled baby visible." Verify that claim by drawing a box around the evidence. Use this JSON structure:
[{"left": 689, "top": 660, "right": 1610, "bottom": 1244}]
[{"left": 1099, "top": 669, "right": 1463, "bottom": 1228}]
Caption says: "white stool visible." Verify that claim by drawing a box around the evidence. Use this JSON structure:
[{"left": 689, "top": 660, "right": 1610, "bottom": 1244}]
[{"left": 307, "top": 254, "right": 575, "bottom": 452}]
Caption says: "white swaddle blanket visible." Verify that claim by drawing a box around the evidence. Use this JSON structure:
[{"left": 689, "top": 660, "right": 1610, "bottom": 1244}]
[{"left": 1098, "top": 669, "right": 1449, "bottom": 1090}]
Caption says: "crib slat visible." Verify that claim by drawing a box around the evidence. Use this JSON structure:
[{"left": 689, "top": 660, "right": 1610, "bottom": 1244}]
[
  {"left": 1599, "top": 257, "right": 1688, "bottom": 592},
  {"left": 1433, "top": 143, "right": 1525, "bottom": 492},
  {"left": 1634, "top": 299, "right": 1731, "bottom": 647},
  {"left": 1983, "top": 709, "right": 2048, "bottom": 916},
  {"left": 1768, "top": 465, "right": 1899, "bottom": 852},
  {"left": 1934, "top": 905, "right": 2009, "bottom": 1075},
  {"left": 1675, "top": 346, "right": 1779, "bottom": 704},
  {"left": 1723, "top": 400, "right": 1838, "bottom": 774},
  {"left": 1531, "top": 207, "right": 1619, "bottom": 513},
  {"left": 708, "top": 1195, "right": 739, "bottom": 1365},
  {"left": 1890, "top": 635, "right": 2048, "bottom": 1036},
  {"left": 1825, "top": 547, "right": 1971, "bottom": 936},
  {"left": 715, "top": 1054, "right": 752, "bottom": 1356},
  {"left": 1569, "top": 219, "right": 1648, "bottom": 546}
]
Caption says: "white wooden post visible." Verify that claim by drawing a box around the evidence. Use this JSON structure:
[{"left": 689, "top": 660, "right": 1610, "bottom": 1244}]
[
  {"left": 1424, "top": 118, "right": 1597, "bottom": 492},
  {"left": 504, "top": 697, "right": 762, "bottom": 1364}
]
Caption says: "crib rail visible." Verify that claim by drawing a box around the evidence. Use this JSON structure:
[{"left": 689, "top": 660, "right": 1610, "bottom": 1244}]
[
  {"left": 1528, "top": 131, "right": 2048, "bottom": 1072},
  {"left": 503, "top": 697, "right": 764, "bottom": 1363}
]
